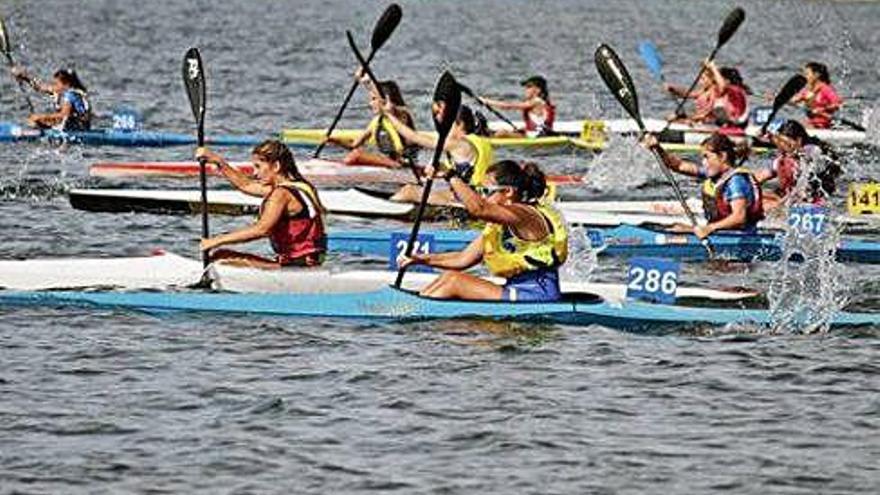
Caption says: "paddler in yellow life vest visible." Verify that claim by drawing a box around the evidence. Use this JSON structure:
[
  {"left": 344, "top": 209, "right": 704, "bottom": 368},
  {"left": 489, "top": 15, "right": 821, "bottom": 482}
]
[
  {"left": 641, "top": 132, "right": 764, "bottom": 238},
  {"left": 381, "top": 101, "right": 494, "bottom": 205},
  {"left": 323, "top": 74, "right": 419, "bottom": 169},
  {"left": 398, "top": 160, "right": 568, "bottom": 302}
]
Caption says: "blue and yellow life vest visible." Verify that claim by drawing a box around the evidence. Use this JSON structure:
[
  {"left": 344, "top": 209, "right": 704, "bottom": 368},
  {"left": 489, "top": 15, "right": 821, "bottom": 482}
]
[{"left": 482, "top": 204, "right": 568, "bottom": 279}]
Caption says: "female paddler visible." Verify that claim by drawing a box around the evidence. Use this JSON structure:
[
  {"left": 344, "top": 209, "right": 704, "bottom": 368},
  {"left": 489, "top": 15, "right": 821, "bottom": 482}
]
[
  {"left": 754, "top": 119, "right": 841, "bottom": 210},
  {"left": 10, "top": 66, "right": 91, "bottom": 131},
  {"left": 324, "top": 73, "right": 420, "bottom": 169},
  {"left": 382, "top": 102, "right": 494, "bottom": 205},
  {"left": 642, "top": 133, "right": 764, "bottom": 238},
  {"left": 479, "top": 75, "right": 556, "bottom": 137},
  {"left": 789, "top": 62, "right": 843, "bottom": 129},
  {"left": 195, "top": 140, "right": 327, "bottom": 269},
  {"left": 399, "top": 160, "right": 568, "bottom": 301}
]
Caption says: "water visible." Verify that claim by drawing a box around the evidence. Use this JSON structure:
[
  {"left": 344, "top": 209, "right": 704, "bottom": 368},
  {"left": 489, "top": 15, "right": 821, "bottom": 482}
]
[{"left": 1, "top": 0, "right": 879, "bottom": 493}]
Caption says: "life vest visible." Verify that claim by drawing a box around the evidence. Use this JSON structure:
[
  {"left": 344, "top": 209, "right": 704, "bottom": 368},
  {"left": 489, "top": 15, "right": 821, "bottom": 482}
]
[
  {"left": 56, "top": 88, "right": 91, "bottom": 131},
  {"left": 482, "top": 204, "right": 569, "bottom": 279},
  {"left": 700, "top": 167, "right": 765, "bottom": 226},
  {"left": 773, "top": 153, "right": 799, "bottom": 196},
  {"left": 713, "top": 85, "right": 749, "bottom": 134},
  {"left": 446, "top": 134, "right": 495, "bottom": 186},
  {"left": 522, "top": 99, "right": 556, "bottom": 136},
  {"left": 802, "top": 82, "right": 842, "bottom": 129},
  {"left": 261, "top": 182, "right": 327, "bottom": 265},
  {"left": 366, "top": 115, "right": 405, "bottom": 158}
]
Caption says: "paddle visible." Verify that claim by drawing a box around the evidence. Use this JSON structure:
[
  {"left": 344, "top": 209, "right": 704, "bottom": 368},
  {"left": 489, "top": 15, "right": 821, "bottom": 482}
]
[
  {"left": 457, "top": 81, "right": 518, "bottom": 131},
  {"left": 740, "top": 74, "right": 807, "bottom": 161},
  {"left": 313, "top": 3, "right": 402, "bottom": 158},
  {"left": 394, "top": 71, "right": 461, "bottom": 288},
  {"left": 0, "top": 16, "right": 34, "bottom": 112},
  {"left": 638, "top": 41, "right": 664, "bottom": 83},
  {"left": 665, "top": 7, "right": 745, "bottom": 127},
  {"left": 595, "top": 43, "right": 713, "bottom": 256},
  {"left": 182, "top": 47, "right": 211, "bottom": 287},
  {"left": 345, "top": 29, "right": 422, "bottom": 185}
]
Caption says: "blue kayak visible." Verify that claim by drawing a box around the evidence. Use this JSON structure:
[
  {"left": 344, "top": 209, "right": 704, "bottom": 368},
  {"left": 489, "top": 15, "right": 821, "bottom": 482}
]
[
  {"left": 0, "top": 122, "right": 310, "bottom": 148},
  {"left": 328, "top": 224, "right": 880, "bottom": 264},
  {"left": 0, "top": 286, "right": 876, "bottom": 331}
]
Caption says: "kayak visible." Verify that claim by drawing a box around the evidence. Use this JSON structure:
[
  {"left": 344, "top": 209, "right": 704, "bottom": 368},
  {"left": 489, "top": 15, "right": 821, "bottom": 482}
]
[
  {"left": 0, "top": 284, "right": 875, "bottom": 330},
  {"left": 0, "top": 250, "right": 756, "bottom": 302},
  {"left": 68, "top": 187, "right": 419, "bottom": 219},
  {"left": 87, "top": 159, "right": 588, "bottom": 186},
  {"left": 0, "top": 122, "right": 297, "bottom": 148},
  {"left": 280, "top": 128, "right": 573, "bottom": 149},
  {"left": 325, "top": 224, "right": 880, "bottom": 264}
]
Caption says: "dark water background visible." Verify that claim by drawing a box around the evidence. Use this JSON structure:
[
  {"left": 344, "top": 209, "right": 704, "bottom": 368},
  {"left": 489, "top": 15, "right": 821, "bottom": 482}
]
[{"left": 1, "top": 0, "right": 878, "bottom": 493}]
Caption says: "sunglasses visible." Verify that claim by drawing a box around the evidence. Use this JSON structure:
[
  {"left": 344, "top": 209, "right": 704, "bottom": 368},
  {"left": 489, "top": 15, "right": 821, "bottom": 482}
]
[{"left": 474, "top": 185, "right": 510, "bottom": 196}]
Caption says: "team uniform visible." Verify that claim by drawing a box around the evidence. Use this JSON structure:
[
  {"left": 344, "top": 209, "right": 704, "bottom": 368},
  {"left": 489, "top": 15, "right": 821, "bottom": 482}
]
[
  {"left": 56, "top": 88, "right": 91, "bottom": 131},
  {"left": 797, "top": 82, "right": 842, "bottom": 129},
  {"left": 699, "top": 167, "right": 764, "bottom": 233},
  {"left": 261, "top": 182, "right": 327, "bottom": 266}
]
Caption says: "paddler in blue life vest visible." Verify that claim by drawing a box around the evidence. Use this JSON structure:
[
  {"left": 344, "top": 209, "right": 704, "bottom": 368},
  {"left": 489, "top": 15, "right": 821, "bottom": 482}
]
[
  {"left": 398, "top": 160, "right": 568, "bottom": 302},
  {"left": 195, "top": 140, "right": 327, "bottom": 269},
  {"left": 479, "top": 75, "right": 556, "bottom": 138},
  {"left": 641, "top": 133, "right": 764, "bottom": 238},
  {"left": 10, "top": 66, "right": 91, "bottom": 131},
  {"left": 323, "top": 71, "right": 420, "bottom": 169},
  {"left": 382, "top": 102, "right": 494, "bottom": 205}
]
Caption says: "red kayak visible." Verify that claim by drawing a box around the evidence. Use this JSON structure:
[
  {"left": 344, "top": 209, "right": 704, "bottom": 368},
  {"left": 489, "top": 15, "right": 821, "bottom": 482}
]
[{"left": 89, "top": 159, "right": 587, "bottom": 186}]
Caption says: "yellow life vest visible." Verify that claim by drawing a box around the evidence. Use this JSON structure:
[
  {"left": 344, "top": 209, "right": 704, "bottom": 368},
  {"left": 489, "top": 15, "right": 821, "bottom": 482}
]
[
  {"left": 482, "top": 203, "right": 568, "bottom": 279},
  {"left": 366, "top": 115, "right": 404, "bottom": 157},
  {"left": 465, "top": 134, "right": 494, "bottom": 185}
]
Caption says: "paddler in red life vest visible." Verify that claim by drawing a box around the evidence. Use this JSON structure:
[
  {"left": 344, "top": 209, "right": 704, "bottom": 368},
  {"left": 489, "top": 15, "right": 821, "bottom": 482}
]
[
  {"left": 383, "top": 103, "right": 495, "bottom": 206},
  {"left": 195, "top": 140, "right": 327, "bottom": 269},
  {"left": 323, "top": 71, "right": 420, "bottom": 169},
  {"left": 789, "top": 62, "right": 843, "bottom": 129},
  {"left": 665, "top": 69, "right": 717, "bottom": 124},
  {"left": 10, "top": 66, "right": 92, "bottom": 131},
  {"left": 399, "top": 160, "right": 568, "bottom": 301},
  {"left": 754, "top": 119, "right": 841, "bottom": 210},
  {"left": 642, "top": 133, "right": 764, "bottom": 238},
  {"left": 478, "top": 75, "right": 556, "bottom": 138}
]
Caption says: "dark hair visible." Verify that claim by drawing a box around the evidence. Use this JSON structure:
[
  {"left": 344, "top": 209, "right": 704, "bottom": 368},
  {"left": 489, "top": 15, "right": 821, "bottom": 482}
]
[
  {"left": 775, "top": 119, "right": 840, "bottom": 195},
  {"left": 521, "top": 75, "right": 549, "bottom": 100},
  {"left": 778, "top": 119, "right": 837, "bottom": 157},
  {"left": 487, "top": 160, "right": 547, "bottom": 204},
  {"left": 805, "top": 62, "right": 831, "bottom": 83},
  {"left": 457, "top": 104, "right": 476, "bottom": 134},
  {"left": 378, "top": 80, "right": 406, "bottom": 107},
  {"left": 252, "top": 139, "right": 325, "bottom": 210},
  {"left": 54, "top": 68, "right": 87, "bottom": 92},
  {"left": 720, "top": 67, "right": 751, "bottom": 94},
  {"left": 701, "top": 133, "right": 739, "bottom": 163}
]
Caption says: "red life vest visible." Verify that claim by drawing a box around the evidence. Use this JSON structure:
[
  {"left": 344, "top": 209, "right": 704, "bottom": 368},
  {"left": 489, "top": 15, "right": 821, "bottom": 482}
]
[
  {"left": 773, "top": 153, "right": 799, "bottom": 196},
  {"left": 700, "top": 167, "right": 765, "bottom": 226},
  {"left": 522, "top": 99, "right": 555, "bottom": 135},
  {"left": 261, "top": 182, "right": 327, "bottom": 265},
  {"left": 715, "top": 85, "right": 749, "bottom": 135}
]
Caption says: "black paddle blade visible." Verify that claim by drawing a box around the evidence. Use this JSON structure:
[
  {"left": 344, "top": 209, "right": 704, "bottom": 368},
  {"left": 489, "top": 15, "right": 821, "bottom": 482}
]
[
  {"left": 432, "top": 71, "right": 461, "bottom": 137},
  {"left": 182, "top": 48, "right": 206, "bottom": 130},
  {"left": 773, "top": 74, "right": 807, "bottom": 111},
  {"left": 456, "top": 81, "right": 476, "bottom": 99},
  {"left": 0, "top": 17, "right": 10, "bottom": 55},
  {"left": 594, "top": 43, "right": 643, "bottom": 129},
  {"left": 370, "top": 3, "right": 402, "bottom": 51},
  {"left": 717, "top": 7, "right": 745, "bottom": 48}
]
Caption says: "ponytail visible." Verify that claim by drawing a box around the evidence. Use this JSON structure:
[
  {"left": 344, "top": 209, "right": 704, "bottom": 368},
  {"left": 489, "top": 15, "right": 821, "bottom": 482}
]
[{"left": 487, "top": 160, "right": 547, "bottom": 204}]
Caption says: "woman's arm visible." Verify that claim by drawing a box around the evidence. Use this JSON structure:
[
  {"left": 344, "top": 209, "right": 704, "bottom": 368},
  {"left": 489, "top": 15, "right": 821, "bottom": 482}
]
[
  {"left": 401, "top": 236, "right": 484, "bottom": 271},
  {"left": 200, "top": 188, "right": 297, "bottom": 251},
  {"left": 479, "top": 97, "right": 534, "bottom": 111},
  {"left": 640, "top": 134, "right": 701, "bottom": 176},
  {"left": 196, "top": 147, "right": 269, "bottom": 197},
  {"left": 448, "top": 176, "right": 524, "bottom": 226},
  {"left": 695, "top": 198, "right": 747, "bottom": 238},
  {"left": 382, "top": 108, "right": 438, "bottom": 150}
]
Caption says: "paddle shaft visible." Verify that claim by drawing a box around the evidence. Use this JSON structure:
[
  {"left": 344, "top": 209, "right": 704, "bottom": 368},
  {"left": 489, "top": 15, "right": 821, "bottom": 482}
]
[
  {"left": 394, "top": 173, "right": 436, "bottom": 288},
  {"left": 3, "top": 50, "right": 35, "bottom": 112},
  {"left": 460, "top": 84, "right": 518, "bottom": 131},
  {"left": 663, "top": 45, "right": 721, "bottom": 130},
  {"left": 313, "top": 50, "right": 378, "bottom": 158}
]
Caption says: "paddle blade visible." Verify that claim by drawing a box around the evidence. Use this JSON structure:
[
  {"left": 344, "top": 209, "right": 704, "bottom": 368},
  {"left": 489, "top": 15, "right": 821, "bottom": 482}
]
[
  {"left": 432, "top": 71, "right": 462, "bottom": 138},
  {"left": 638, "top": 41, "right": 664, "bottom": 82},
  {"left": 773, "top": 74, "right": 807, "bottom": 111},
  {"left": 717, "top": 7, "right": 745, "bottom": 48},
  {"left": 0, "top": 17, "right": 9, "bottom": 56},
  {"left": 595, "top": 43, "right": 643, "bottom": 129},
  {"left": 182, "top": 48, "right": 206, "bottom": 131},
  {"left": 370, "top": 3, "right": 402, "bottom": 52},
  {"left": 457, "top": 81, "right": 476, "bottom": 98}
]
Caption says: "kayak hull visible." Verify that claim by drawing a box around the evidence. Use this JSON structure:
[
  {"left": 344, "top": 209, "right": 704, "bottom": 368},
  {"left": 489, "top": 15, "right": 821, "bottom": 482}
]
[{"left": 0, "top": 286, "right": 875, "bottom": 330}]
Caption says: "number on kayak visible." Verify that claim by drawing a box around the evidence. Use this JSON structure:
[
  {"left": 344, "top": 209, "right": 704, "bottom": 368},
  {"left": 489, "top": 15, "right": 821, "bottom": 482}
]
[
  {"left": 390, "top": 232, "right": 434, "bottom": 272},
  {"left": 111, "top": 106, "right": 144, "bottom": 133},
  {"left": 626, "top": 257, "right": 679, "bottom": 305},
  {"left": 847, "top": 182, "right": 880, "bottom": 216},
  {"left": 788, "top": 205, "right": 828, "bottom": 237}
]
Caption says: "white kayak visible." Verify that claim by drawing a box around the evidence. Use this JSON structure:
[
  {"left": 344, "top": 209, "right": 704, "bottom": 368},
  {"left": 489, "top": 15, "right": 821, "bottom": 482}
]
[
  {"left": 0, "top": 250, "right": 758, "bottom": 303},
  {"left": 68, "top": 187, "right": 416, "bottom": 219}
]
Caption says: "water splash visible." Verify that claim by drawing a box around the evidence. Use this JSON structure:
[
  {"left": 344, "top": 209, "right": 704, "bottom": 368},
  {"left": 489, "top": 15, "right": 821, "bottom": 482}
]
[
  {"left": 767, "top": 154, "right": 849, "bottom": 335},
  {"left": 559, "top": 225, "right": 599, "bottom": 283},
  {"left": 586, "top": 133, "right": 656, "bottom": 192},
  {"left": 863, "top": 105, "right": 880, "bottom": 147}
]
